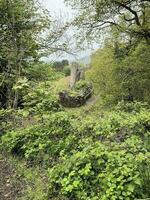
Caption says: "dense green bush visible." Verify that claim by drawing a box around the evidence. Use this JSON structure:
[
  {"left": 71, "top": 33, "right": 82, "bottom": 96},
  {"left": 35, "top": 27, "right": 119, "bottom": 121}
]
[
  {"left": 74, "top": 80, "right": 91, "bottom": 91},
  {"left": 1, "top": 102, "right": 150, "bottom": 199},
  {"left": 87, "top": 41, "right": 150, "bottom": 105},
  {"left": 23, "top": 81, "right": 62, "bottom": 114},
  {"left": 1, "top": 112, "right": 73, "bottom": 162},
  {"left": 26, "top": 62, "right": 63, "bottom": 82},
  {"left": 47, "top": 104, "right": 150, "bottom": 200},
  {"left": 72, "top": 104, "right": 150, "bottom": 144},
  {"left": 0, "top": 108, "right": 29, "bottom": 133},
  {"left": 63, "top": 66, "right": 71, "bottom": 76},
  {"left": 115, "top": 101, "right": 150, "bottom": 113},
  {"left": 49, "top": 142, "right": 149, "bottom": 200}
]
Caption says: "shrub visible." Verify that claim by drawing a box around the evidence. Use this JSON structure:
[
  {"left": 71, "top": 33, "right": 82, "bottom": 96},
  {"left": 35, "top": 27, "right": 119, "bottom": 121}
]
[
  {"left": 0, "top": 108, "right": 29, "bottom": 133},
  {"left": 26, "top": 62, "right": 63, "bottom": 82},
  {"left": 48, "top": 142, "right": 150, "bottom": 200},
  {"left": 74, "top": 80, "right": 91, "bottom": 91},
  {"left": 115, "top": 101, "right": 150, "bottom": 113},
  {"left": 1, "top": 101, "right": 150, "bottom": 199},
  {"left": 87, "top": 42, "right": 150, "bottom": 105},
  {"left": 23, "top": 82, "right": 62, "bottom": 114},
  {"left": 47, "top": 106, "right": 150, "bottom": 199},
  {"left": 63, "top": 66, "right": 71, "bottom": 76},
  {"left": 1, "top": 112, "right": 73, "bottom": 162}
]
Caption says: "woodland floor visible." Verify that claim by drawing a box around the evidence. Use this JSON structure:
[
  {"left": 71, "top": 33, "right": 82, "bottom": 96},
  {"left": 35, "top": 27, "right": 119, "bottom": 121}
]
[{"left": 0, "top": 153, "right": 25, "bottom": 200}]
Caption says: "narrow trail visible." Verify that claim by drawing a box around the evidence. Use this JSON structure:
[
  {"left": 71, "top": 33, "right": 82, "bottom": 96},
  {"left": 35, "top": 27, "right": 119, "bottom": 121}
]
[
  {"left": 0, "top": 153, "right": 24, "bottom": 200},
  {"left": 85, "top": 95, "right": 99, "bottom": 106}
]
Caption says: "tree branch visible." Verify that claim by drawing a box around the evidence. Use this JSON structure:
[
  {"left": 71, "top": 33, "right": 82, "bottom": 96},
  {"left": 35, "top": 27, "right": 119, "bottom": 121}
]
[{"left": 114, "top": 1, "right": 141, "bottom": 26}]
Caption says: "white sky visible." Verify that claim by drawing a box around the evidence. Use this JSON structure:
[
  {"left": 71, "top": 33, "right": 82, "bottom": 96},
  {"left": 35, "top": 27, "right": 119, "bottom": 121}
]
[
  {"left": 40, "top": 0, "right": 73, "bottom": 19},
  {"left": 40, "top": 0, "right": 99, "bottom": 62}
]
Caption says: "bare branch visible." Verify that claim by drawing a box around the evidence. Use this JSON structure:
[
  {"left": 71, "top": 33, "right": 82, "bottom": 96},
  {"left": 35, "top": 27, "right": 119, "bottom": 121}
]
[{"left": 114, "top": 1, "right": 141, "bottom": 26}]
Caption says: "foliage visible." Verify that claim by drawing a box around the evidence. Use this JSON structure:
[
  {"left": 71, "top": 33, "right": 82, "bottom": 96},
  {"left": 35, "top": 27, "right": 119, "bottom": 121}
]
[
  {"left": 1, "top": 101, "right": 150, "bottom": 199},
  {"left": 137, "top": 162, "right": 150, "bottom": 198},
  {"left": 48, "top": 104, "right": 150, "bottom": 199},
  {"left": 87, "top": 43, "right": 119, "bottom": 104},
  {"left": 23, "top": 81, "right": 62, "bottom": 114},
  {"left": 74, "top": 80, "right": 91, "bottom": 91},
  {"left": 63, "top": 66, "right": 71, "bottom": 76},
  {"left": 49, "top": 143, "right": 149, "bottom": 200},
  {"left": 65, "top": 0, "right": 150, "bottom": 45},
  {"left": 87, "top": 41, "right": 150, "bottom": 105},
  {"left": 0, "top": 72, "right": 64, "bottom": 133},
  {"left": 1, "top": 112, "right": 73, "bottom": 163},
  {"left": 52, "top": 60, "right": 69, "bottom": 71},
  {"left": 0, "top": 108, "right": 29, "bottom": 134},
  {"left": 26, "top": 62, "right": 60, "bottom": 82},
  {"left": 115, "top": 101, "right": 150, "bottom": 113},
  {"left": 0, "top": 1, "right": 150, "bottom": 200},
  {"left": 0, "top": 0, "right": 50, "bottom": 108},
  {"left": 59, "top": 80, "right": 92, "bottom": 99},
  {"left": 115, "top": 41, "right": 150, "bottom": 103}
]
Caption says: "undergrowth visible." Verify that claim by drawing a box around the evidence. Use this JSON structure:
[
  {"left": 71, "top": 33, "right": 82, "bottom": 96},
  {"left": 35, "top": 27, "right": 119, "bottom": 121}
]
[{"left": 1, "top": 101, "right": 150, "bottom": 200}]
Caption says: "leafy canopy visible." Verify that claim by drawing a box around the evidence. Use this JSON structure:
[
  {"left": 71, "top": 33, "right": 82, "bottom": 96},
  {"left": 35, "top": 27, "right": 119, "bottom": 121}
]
[{"left": 65, "top": 0, "right": 150, "bottom": 44}]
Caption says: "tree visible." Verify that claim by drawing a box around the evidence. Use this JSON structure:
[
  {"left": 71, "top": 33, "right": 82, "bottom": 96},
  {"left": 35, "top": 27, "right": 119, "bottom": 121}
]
[
  {"left": 115, "top": 41, "right": 150, "bottom": 102},
  {"left": 65, "top": 0, "right": 150, "bottom": 44},
  {"left": 62, "top": 59, "right": 69, "bottom": 66},
  {"left": 52, "top": 59, "right": 69, "bottom": 71},
  {"left": 87, "top": 43, "right": 120, "bottom": 104},
  {"left": 87, "top": 40, "right": 150, "bottom": 104},
  {"left": 0, "top": 0, "right": 50, "bottom": 108}
]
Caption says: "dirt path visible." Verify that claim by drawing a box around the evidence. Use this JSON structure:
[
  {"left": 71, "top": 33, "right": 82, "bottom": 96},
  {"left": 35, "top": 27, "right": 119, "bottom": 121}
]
[
  {"left": 0, "top": 153, "right": 25, "bottom": 200},
  {"left": 85, "top": 95, "right": 99, "bottom": 106}
]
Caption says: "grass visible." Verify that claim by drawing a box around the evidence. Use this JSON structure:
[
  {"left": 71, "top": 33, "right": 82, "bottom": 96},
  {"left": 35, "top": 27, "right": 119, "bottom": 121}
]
[
  {"left": 0, "top": 76, "right": 106, "bottom": 200},
  {"left": 0, "top": 152, "right": 49, "bottom": 200},
  {"left": 52, "top": 76, "right": 70, "bottom": 94},
  {"left": 50, "top": 75, "right": 106, "bottom": 118}
]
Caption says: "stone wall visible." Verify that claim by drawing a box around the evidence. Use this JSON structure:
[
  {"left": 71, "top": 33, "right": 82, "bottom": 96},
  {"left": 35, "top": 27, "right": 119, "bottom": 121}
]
[
  {"left": 69, "top": 62, "right": 87, "bottom": 88},
  {"left": 59, "top": 85, "right": 93, "bottom": 107}
]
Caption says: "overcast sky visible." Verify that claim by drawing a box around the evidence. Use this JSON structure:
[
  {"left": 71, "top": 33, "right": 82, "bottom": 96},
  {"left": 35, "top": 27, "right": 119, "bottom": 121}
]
[
  {"left": 40, "top": 0, "right": 98, "bottom": 62},
  {"left": 40, "top": 0, "right": 73, "bottom": 19},
  {"left": 41, "top": 0, "right": 69, "bottom": 12}
]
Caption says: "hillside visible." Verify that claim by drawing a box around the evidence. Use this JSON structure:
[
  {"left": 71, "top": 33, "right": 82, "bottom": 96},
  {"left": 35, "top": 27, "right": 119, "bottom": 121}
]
[
  {"left": 0, "top": 0, "right": 150, "bottom": 199},
  {"left": 1, "top": 72, "right": 150, "bottom": 200}
]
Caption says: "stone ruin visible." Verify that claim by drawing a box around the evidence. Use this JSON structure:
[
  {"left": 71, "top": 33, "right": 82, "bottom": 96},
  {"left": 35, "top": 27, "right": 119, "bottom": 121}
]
[
  {"left": 69, "top": 62, "right": 87, "bottom": 88},
  {"left": 59, "top": 62, "right": 93, "bottom": 107},
  {"left": 59, "top": 85, "right": 93, "bottom": 107}
]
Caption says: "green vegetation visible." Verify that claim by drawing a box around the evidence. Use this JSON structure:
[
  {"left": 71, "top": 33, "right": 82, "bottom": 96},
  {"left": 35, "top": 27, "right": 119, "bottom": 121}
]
[
  {"left": 87, "top": 41, "right": 150, "bottom": 105},
  {"left": 52, "top": 60, "right": 69, "bottom": 71},
  {"left": 65, "top": 0, "right": 150, "bottom": 45},
  {"left": 1, "top": 101, "right": 150, "bottom": 199},
  {"left": 0, "top": 0, "right": 150, "bottom": 200}
]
